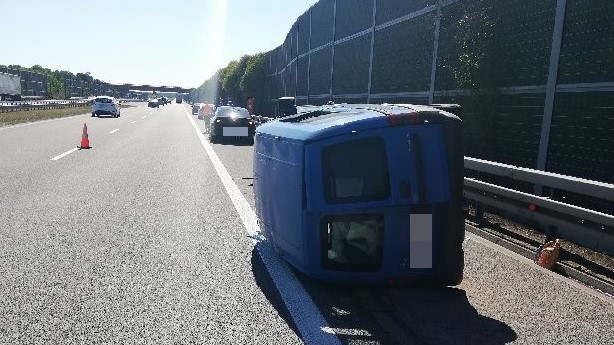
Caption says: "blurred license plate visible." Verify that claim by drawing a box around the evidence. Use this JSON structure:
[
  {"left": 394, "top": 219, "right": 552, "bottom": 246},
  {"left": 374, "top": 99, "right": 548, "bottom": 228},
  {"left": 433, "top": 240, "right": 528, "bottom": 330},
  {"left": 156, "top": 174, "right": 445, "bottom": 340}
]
[
  {"left": 223, "top": 127, "right": 248, "bottom": 136},
  {"left": 409, "top": 213, "right": 433, "bottom": 269}
]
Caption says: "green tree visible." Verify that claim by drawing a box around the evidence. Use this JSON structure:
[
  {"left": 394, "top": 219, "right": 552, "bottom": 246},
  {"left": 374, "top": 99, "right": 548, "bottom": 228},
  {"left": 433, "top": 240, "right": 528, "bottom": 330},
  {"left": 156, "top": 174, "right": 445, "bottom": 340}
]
[
  {"left": 220, "top": 55, "right": 250, "bottom": 106},
  {"left": 240, "top": 53, "right": 266, "bottom": 114},
  {"left": 444, "top": 0, "right": 498, "bottom": 159},
  {"left": 47, "top": 73, "right": 63, "bottom": 99},
  {"left": 194, "top": 53, "right": 267, "bottom": 110}
]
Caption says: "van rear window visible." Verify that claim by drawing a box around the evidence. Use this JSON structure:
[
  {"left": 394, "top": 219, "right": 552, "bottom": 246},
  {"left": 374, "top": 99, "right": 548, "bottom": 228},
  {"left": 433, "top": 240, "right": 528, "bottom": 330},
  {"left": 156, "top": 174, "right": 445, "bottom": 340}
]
[
  {"left": 95, "top": 98, "right": 112, "bottom": 103},
  {"left": 321, "top": 214, "right": 384, "bottom": 271},
  {"left": 216, "top": 108, "right": 249, "bottom": 118},
  {"left": 322, "top": 137, "right": 390, "bottom": 203}
]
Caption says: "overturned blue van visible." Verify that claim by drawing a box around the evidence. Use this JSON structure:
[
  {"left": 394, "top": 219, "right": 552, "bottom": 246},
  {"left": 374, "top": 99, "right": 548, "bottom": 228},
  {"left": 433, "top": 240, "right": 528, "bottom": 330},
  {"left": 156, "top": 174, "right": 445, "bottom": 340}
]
[{"left": 253, "top": 103, "right": 464, "bottom": 285}]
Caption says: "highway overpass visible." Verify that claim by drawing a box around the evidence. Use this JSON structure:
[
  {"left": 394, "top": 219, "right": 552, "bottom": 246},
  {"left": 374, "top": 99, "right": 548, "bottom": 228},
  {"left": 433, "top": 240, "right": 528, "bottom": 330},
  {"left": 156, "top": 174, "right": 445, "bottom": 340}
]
[{"left": 109, "top": 83, "right": 192, "bottom": 95}]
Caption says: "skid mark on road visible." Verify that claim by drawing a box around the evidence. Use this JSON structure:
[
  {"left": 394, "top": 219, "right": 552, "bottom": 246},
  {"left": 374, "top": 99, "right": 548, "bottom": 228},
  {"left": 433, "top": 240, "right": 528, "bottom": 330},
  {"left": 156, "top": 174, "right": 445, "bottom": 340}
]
[
  {"left": 184, "top": 108, "right": 340, "bottom": 345},
  {"left": 50, "top": 147, "right": 79, "bottom": 161}
]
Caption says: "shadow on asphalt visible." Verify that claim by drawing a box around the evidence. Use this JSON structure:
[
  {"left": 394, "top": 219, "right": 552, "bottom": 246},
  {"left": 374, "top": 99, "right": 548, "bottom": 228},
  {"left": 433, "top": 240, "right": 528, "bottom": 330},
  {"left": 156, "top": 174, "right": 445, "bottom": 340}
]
[
  {"left": 252, "top": 244, "right": 517, "bottom": 344},
  {"left": 307, "top": 283, "right": 519, "bottom": 344},
  {"left": 250, "top": 247, "right": 301, "bottom": 339}
]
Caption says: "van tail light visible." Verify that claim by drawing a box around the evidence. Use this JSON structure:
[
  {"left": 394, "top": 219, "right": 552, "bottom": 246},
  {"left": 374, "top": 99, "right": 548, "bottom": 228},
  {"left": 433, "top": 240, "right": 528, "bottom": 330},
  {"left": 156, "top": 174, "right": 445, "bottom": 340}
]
[{"left": 387, "top": 112, "right": 422, "bottom": 126}]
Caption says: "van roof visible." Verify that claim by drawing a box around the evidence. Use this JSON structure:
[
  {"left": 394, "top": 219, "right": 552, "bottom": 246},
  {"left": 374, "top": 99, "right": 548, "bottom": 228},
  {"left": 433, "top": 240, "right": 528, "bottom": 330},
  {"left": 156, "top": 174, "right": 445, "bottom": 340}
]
[{"left": 257, "top": 104, "right": 460, "bottom": 142}]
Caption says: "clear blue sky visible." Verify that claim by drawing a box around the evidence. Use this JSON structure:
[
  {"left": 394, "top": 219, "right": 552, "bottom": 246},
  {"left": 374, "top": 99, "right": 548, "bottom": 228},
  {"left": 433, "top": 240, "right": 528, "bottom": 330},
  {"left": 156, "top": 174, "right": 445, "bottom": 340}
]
[{"left": 0, "top": 0, "right": 319, "bottom": 88}]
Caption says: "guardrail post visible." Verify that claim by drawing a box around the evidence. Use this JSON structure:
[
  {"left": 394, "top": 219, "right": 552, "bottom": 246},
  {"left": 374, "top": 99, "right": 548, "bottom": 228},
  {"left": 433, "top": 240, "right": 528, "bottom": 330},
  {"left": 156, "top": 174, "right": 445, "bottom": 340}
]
[
  {"left": 474, "top": 171, "right": 485, "bottom": 224},
  {"left": 546, "top": 225, "right": 559, "bottom": 242},
  {"left": 474, "top": 202, "right": 485, "bottom": 225}
]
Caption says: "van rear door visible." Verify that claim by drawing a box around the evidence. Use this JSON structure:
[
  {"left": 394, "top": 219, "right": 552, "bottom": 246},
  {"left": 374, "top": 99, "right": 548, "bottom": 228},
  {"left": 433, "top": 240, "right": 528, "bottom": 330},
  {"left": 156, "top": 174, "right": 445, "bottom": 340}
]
[{"left": 386, "top": 122, "right": 451, "bottom": 270}]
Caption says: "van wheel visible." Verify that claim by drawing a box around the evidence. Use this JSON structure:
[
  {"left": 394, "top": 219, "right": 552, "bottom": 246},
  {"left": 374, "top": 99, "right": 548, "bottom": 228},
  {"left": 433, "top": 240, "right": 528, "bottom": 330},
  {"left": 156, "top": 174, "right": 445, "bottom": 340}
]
[{"left": 91, "top": 113, "right": 96, "bottom": 117}]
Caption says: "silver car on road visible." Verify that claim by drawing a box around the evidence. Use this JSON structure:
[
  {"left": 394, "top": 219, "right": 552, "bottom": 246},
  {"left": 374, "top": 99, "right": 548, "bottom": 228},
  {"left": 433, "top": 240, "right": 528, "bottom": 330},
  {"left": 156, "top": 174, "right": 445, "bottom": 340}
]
[{"left": 91, "top": 96, "right": 121, "bottom": 118}]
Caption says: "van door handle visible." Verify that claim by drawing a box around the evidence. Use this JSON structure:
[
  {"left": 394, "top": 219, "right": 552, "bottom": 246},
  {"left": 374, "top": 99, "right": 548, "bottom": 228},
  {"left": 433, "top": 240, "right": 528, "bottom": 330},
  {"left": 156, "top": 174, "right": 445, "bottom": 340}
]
[{"left": 400, "top": 179, "right": 411, "bottom": 199}]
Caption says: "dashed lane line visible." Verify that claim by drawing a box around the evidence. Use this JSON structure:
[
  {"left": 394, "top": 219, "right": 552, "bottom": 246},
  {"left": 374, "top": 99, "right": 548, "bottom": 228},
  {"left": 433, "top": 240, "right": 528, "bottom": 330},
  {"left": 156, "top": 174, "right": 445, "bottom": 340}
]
[
  {"left": 50, "top": 147, "right": 79, "bottom": 161},
  {"left": 109, "top": 128, "right": 119, "bottom": 134}
]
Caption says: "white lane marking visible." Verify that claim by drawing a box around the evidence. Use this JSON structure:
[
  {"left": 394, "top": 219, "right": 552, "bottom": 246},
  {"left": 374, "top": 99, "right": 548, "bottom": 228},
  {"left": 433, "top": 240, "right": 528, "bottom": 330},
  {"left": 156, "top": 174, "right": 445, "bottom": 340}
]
[
  {"left": 109, "top": 128, "right": 119, "bottom": 134},
  {"left": 130, "top": 120, "right": 137, "bottom": 124},
  {"left": 50, "top": 147, "right": 79, "bottom": 161},
  {"left": 183, "top": 108, "right": 340, "bottom": 345},
  {"left": 141, "top": 116, "right": 147, "bottom": 119},
  {"left": 0, "top": 113, "right": 88, "bottom": 131}
]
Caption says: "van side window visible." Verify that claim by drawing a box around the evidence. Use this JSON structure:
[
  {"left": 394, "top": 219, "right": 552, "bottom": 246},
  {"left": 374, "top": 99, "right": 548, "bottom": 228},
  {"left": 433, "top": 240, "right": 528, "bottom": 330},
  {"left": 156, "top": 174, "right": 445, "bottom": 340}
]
[{"left": 322, "top": 137, "right": 390, "bottom": 203}]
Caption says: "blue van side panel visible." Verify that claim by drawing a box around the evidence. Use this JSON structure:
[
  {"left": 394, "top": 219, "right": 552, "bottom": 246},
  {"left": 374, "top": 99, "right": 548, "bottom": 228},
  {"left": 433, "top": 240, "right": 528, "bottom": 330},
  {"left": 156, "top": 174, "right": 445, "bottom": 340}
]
[
  {"left": 254, "top": 133, "right": 305, "bottom": 269},
  {"left": 256, "top": 110, "right": 388, "bottom": 142}
]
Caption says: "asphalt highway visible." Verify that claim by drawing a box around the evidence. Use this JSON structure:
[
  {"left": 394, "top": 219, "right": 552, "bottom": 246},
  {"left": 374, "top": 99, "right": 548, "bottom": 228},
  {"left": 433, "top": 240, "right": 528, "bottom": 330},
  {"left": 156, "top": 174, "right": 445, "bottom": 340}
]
[{"left": 0, "top": 103, "right": 612, "bottom": 344}]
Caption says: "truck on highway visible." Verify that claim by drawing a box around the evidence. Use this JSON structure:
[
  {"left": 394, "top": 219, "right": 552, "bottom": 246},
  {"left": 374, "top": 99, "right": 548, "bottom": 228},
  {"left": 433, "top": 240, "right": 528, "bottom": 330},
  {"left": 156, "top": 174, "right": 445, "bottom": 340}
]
[{"left": 0, "top": 72, "right": 22, "bottom": 101}]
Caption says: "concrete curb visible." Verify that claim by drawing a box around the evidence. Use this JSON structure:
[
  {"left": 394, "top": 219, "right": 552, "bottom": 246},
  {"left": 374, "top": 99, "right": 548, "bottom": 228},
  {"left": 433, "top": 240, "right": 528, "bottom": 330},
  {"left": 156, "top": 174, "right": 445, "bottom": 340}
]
[{"left": 465, "top": 222, "right": 614, "bottom": 298}]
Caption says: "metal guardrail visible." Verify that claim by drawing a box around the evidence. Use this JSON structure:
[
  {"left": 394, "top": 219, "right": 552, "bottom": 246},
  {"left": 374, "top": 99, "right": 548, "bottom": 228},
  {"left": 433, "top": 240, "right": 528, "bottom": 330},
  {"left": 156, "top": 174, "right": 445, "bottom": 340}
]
[
  {"left": 0, "top": 100, "right": 90, "bottom": 113},
  {"left": 464, "top": 157, "right": 614, "bottom": 255}
]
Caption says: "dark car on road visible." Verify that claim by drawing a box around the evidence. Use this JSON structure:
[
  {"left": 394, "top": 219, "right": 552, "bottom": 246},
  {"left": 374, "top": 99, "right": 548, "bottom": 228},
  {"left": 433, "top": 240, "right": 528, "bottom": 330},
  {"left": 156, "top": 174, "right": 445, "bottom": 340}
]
[
  {"left": 192, "top": 103, "right": 202, "bottom": 115},
  {"left": 148, "top": 99, "right": 159, "bottom": 108},
  {"left": 208, "top": 106, "right": 256, "bottom": 143}
]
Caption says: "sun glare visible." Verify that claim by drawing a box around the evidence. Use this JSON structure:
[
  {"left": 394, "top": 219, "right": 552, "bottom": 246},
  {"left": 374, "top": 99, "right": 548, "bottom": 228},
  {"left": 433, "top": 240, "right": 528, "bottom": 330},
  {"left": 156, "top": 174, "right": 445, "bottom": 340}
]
[{"left": 200, "top": 0, "right": 228, "bottom": 96}]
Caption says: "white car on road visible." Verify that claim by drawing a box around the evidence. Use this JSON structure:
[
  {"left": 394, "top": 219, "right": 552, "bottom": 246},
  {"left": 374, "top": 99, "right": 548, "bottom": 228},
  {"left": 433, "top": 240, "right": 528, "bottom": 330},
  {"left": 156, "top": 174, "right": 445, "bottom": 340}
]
[{"left": 91, "top": 96, "right": 121, "bottom": 118}]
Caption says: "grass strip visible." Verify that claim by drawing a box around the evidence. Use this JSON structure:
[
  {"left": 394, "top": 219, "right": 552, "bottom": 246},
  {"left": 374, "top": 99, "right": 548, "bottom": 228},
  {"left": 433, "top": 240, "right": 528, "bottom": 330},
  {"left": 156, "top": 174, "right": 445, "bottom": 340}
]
[
  {"left": 0, "top": 106, "right": 90, "bottom": 127},
  {"left": 0, "top": 103, "right": 135, "bottom": 127}
]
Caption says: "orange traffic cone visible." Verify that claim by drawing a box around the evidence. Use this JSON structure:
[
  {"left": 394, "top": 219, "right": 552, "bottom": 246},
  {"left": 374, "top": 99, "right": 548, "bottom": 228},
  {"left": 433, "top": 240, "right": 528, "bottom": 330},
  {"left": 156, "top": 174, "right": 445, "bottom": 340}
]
[{"left": 79, "top": 123, "right": 90, "bottom": 149}]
